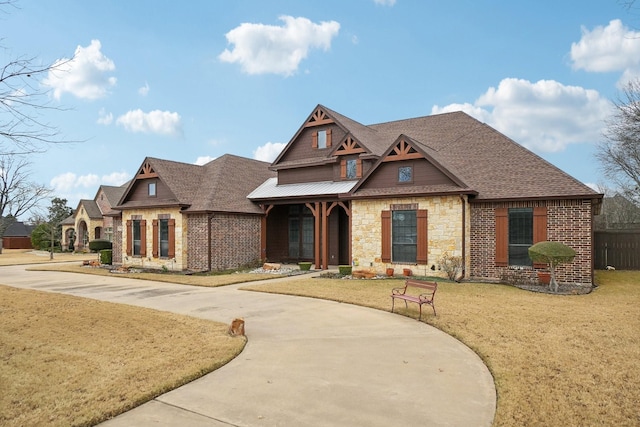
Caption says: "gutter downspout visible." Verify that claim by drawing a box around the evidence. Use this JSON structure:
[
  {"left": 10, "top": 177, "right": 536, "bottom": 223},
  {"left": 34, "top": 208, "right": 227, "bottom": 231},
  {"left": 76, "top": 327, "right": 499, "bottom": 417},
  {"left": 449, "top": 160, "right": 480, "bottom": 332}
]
[{"left": 460, "top": 195, "right": 467, "bottom": 280}]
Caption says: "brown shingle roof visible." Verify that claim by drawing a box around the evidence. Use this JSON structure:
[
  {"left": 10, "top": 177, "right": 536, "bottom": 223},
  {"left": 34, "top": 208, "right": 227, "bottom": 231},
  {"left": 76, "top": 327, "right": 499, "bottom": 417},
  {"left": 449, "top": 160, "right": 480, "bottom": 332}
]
[
  {"left": 361, "top": 110, "right": 598, "bottom": 200},
  {"left": 100, "top": 185, "right": 127, "bottom": 208},
  {"left": 77, "top": 200, "right": 103, "bottom": 218},
  {"left": 117, "top": 155, "right": 275, "bottom": 214},
  {"left": 187, "top": 154, "right": 276, "bottom": 214}
]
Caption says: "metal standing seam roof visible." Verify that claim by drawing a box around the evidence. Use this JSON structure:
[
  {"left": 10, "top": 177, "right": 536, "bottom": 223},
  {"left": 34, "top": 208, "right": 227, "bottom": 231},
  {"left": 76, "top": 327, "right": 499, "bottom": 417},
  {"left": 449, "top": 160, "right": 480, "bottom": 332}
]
[{"left": 248, "top": 178, "right": 358, "bottom": 199}]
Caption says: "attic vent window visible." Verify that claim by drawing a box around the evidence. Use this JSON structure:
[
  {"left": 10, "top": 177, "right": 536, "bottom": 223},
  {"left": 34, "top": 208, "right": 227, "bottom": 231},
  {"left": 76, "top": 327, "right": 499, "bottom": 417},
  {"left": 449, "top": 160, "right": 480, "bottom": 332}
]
[
  {"left": 148, "top": 182, "right": 156, "bottom": 197},
  {"left": 317, "top": 130, "right": 327, "bottom": 149},
  {"left": 398, "top": 166, "right": 413, "bottom": 183}
]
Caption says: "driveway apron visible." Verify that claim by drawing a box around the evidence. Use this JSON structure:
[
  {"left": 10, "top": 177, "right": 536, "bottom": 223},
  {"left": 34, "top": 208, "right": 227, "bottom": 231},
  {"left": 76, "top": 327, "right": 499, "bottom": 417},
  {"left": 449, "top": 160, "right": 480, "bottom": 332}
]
[{"left": 1, "top": 265, "right": 496, "bottom": 427}]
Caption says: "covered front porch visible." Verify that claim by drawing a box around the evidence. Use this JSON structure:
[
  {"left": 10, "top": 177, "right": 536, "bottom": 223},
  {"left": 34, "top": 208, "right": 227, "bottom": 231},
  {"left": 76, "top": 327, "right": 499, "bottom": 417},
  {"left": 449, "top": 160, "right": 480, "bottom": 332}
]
[
  {"left": 249, "top": 178, "right": 357, "bottom": 270},
  {"left": 260, "top": 201, "right": 351, "bottom": 270}
]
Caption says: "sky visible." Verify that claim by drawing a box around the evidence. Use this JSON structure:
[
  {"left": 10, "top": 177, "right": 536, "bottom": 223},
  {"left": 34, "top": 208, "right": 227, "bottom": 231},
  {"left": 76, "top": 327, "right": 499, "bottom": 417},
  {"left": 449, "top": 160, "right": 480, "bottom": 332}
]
[{"left": 2, "top": 0, "right": 640, "bottom": 217}]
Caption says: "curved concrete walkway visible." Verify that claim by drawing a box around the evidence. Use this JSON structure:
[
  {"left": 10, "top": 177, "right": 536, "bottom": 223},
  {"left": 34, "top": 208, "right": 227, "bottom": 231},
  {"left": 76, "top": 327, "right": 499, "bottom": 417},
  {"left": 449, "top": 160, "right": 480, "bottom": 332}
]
[{"left": 1, "top": 265, "right": 496, "bottom": 427}]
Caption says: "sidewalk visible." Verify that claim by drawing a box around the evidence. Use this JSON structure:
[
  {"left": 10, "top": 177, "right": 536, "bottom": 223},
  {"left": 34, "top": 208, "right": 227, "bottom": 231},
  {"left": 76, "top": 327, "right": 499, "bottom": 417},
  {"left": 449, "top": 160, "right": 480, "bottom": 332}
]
[{"left": 1, "top": 265, "right": 496, "bottom": 426}]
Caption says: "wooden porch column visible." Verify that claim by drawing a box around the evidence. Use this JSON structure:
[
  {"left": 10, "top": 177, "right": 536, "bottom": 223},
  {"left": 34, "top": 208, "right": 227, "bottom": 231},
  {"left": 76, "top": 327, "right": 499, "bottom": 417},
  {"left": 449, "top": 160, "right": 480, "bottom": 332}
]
[
  {"left": 260, "top": 205, "right": 273, "bottom": 262},
  {"left": 305, "top": 202, "right": 322, "bottom": 269},
  {"left": 322, "top": 201, "right": 328, "bottom": 270}
]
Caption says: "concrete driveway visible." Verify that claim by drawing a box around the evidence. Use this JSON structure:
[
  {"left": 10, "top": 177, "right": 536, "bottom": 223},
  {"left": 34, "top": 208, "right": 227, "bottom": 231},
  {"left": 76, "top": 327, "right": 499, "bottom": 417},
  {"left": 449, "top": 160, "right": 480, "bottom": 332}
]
[{"left": 1, "top": 265, "right": 496, "bottom": 427}]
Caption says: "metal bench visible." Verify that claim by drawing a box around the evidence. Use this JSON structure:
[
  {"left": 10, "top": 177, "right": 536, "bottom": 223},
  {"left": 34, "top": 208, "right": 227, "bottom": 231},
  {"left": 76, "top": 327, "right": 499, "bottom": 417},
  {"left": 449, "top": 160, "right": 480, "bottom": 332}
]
[{"left": 391, "top": 279, "right": 437, "bottom": 320}]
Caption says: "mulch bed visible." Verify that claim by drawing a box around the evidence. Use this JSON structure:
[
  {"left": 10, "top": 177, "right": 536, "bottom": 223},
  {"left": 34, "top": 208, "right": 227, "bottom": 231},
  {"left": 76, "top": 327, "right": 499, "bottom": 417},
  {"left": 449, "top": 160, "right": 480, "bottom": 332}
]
[{"left": 512, "top": 282, "right": 594, "bottom": 295}]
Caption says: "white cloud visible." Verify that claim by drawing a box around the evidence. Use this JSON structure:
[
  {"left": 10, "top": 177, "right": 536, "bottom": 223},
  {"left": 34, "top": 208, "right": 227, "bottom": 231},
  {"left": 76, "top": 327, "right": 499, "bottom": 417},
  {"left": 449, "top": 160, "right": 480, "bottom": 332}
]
[
  {"left": 432, "top": 78, "right": 612, "bottom": 152},
  {"left": 97, "top": 108, "right": 113, "bottom": 125},
  {"left": 116, "top": 109, "right": 182, "bottom": 136},
  {"left": 50, "top": 171, "right": 130, "bottom": 207},
  {"left": 374, "top": 0, "right": 396, "bottom": 5},
  {"left": 570, "top": 20, "right": 640, "bottom": 73},
  {"left": 253, "top": 141, "right": 286, "bottom": 162},
  {"left": 219, "top": 16, "right": 340, "bottom": 76},
  {"left": 194, "top": 155, "right": 216, "bottom": 165},
  {"left": 138, "top": 82, "right": 150, "bottom": 96},
  {"left": 43, "top": 39, "right": 117, "bottom": 100}
]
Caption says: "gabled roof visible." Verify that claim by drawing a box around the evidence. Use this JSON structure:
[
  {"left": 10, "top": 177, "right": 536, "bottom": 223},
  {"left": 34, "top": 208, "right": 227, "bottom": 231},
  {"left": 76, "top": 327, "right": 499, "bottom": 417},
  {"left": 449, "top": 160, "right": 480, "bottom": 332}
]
[
  {"left": 116, "top": 154, "right": 275, "bottom": 214},
  {"left": 77, "top": 200, "right": 103, "bottom": 219},
  {"left": 100, "top": 185, "right": 127, "bottom": 208},
  {"left": 116, "top": 157, "right": 204, "bottom": 209},
  {"left": 269, "top": 106, "right": 600, "bottom": 201},
  {"left": 368, "top": 112, "right": 597, "bottom": 200}
]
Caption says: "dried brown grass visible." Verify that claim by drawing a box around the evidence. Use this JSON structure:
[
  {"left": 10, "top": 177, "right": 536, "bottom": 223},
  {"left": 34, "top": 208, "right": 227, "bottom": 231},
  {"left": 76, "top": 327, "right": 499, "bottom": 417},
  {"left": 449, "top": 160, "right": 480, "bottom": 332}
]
[
  {"left": 241, "top": 271, "right": 640, "bottom": 427},
  {"left": 0, "top": 286, "right": 246, "bottom": 427},
  {"left": 0, "top": 249, "right": 84, "bottom": 266},
  {"left": 28, "top": 263, "right": 280, "bottom": 287}
]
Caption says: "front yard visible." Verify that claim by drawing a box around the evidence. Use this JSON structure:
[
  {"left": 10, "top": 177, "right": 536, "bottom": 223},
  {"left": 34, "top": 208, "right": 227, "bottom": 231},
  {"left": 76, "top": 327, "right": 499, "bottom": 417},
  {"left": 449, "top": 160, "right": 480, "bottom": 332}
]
[{"left": 2, "top": 250, "right": 638, "bottom": 426}]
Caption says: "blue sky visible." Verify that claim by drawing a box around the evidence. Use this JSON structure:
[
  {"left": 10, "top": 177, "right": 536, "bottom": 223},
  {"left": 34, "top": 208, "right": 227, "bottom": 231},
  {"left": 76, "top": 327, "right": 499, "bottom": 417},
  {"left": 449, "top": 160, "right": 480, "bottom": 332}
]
[{"left": 2, "top": 0, "right": 639, "bottom": 215}]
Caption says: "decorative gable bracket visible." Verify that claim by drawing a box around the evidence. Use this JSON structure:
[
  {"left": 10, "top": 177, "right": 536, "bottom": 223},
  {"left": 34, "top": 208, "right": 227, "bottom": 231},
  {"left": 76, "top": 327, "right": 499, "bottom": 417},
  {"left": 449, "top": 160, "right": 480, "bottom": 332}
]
[
  {"left": 382, "top": 138, "right": 423, "bottom": 162},
  {"left": 137, "top": 161, "right": 159, "bottom": 178},
  {"left": 304, "top": 107, "right": 334, "bottom": 128}
]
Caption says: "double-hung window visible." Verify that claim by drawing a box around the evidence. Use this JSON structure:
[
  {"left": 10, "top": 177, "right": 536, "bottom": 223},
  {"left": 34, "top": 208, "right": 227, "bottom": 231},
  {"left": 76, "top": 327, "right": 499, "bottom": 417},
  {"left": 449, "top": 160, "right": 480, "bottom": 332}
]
[
  {"left": 495, "top": 207, "right": 547, "bottom": 267},
  {"left": 508, "top": 208, "right": 533, "bottom": 266},
  {"left": 381, "top": 206, "right": 428, "bottom": 264},
  {"left": 159, "top": 219, "right": 169, "bottom": 258},
  {"left": 392, "top": 210, "right": 417, "bottom": 263},
  {"left": 132, "top": 220, "right": 141, "bottom": 255}
]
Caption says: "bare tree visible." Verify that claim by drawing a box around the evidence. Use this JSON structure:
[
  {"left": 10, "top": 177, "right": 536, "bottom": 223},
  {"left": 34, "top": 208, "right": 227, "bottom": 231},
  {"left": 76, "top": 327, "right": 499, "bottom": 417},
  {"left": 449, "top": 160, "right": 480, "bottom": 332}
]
[
  {"left": 0, "top": 155, "right": 51, "bottom": 235},
  {"left": 1, "top": 1, "right": 74, "bottom": 155},
  {"left": 596, "top": 78, "right": 640, "bottom": 203}
]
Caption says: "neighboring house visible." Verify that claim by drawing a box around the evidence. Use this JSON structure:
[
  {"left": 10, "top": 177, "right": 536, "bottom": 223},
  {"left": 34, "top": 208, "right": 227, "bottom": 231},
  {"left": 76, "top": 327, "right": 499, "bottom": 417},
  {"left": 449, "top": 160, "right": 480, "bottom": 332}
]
[
  {"left": 248, "top": 105, "right": 603, "bottom": 285},
  {"left": 1, "top": 221, "right": 35, "bottom": 249},
  {"left": 61, "top": 185, "right": 127, "bottom": 251},
  {"left": 110, "top": 154, "right": 276, "bottom": 271}
]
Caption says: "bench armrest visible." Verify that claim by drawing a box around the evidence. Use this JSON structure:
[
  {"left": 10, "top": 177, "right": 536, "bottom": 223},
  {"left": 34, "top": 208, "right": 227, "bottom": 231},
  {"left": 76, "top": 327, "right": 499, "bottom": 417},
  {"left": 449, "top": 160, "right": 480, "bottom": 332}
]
[{"left": 391, "top": 287, "right": 407, "bottom": 295}]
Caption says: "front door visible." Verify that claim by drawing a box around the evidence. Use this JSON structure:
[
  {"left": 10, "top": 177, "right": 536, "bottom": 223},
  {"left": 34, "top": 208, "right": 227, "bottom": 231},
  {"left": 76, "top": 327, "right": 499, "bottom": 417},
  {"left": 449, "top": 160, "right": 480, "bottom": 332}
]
[{"left": 288, "top": 205, "right": 314, "bottom": 261}]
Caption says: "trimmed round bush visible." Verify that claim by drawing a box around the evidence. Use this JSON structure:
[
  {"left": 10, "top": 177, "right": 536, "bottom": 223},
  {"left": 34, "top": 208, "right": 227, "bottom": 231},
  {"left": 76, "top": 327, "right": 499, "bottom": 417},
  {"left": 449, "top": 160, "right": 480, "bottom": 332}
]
[{"left": 88, "top": 239, "right": 112, "bottom": 252}]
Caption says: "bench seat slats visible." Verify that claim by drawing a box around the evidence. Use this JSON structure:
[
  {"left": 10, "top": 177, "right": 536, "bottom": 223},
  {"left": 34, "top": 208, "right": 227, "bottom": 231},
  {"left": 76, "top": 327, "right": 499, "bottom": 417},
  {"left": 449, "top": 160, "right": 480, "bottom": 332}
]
[{"left": 390, "top": 279, "right": 437, "bottom": 320}]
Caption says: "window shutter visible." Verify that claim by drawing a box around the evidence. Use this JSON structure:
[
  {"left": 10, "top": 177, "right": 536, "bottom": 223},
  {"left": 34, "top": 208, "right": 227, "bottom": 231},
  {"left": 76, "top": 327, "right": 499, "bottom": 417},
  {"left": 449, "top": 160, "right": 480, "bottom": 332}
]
[
  {"left": 495, "top": 208, "right": 508, "bottom": 267},
  {"left": 152, "top": 220, "right": 159, "bottom": 258},
  {"left": 168, "top": 219, "right": 176, "bottom": 258},
  {"left": 381, "top": 211, "right": 391, "bottom": 263},
  {"left": 140, "top": 220, "right": 147, "bottom": 257},
  {"left": 126, "top": 220, "right": 132, "bottom": 256},
  {"left": 340, "top": 160, "right": 346, "bottom": 179},
  {"left": 327, "top": 128, "right": 332, "bottom": 147},
  {"left": 417, "top": 209, "right": 428, "bottom": 264},
  {"left": 356, "top": 159, "right": 362, "bottom": 178},
  {"left": 312, "top": 131, "right": 318, "bottom": 148},
  {"left": 533, "top": 206, "right": 548, "bottom": 268}
]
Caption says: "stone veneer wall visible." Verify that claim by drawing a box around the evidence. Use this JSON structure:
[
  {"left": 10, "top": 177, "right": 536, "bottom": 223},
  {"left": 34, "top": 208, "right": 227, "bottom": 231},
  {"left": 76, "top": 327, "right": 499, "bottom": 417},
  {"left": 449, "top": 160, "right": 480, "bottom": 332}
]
[
  {"left": 121, "top": 208, "right": 184, "bottom": 270},
  {"left": 351, "top": 196, "right": 469, "bottom": 278},
  {"left": 469, "top": 199, "right": 595, "bottom": 285},
  {"left": 187, "top": 213, "right": 262, "bottom": 271},
  {"left": 74, "top": 208, "right": 103, "bottom": 251}
]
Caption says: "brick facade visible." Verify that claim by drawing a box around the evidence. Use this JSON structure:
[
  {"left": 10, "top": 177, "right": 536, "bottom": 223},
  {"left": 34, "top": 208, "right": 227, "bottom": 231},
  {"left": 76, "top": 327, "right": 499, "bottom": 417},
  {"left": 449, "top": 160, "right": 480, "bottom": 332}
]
[
  {"left": 469, "top": 199, "right": 595, "bottom": 285},
  {"left": 187, "top": 213, "right": 262, "bottom": 271},
  {"left": 112, "top": 217, "right": 122, "bottom": 264}
]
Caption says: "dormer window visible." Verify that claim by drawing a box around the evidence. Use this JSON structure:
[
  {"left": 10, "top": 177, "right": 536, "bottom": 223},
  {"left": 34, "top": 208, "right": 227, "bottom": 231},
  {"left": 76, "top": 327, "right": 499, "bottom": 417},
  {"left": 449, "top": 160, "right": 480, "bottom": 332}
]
[
  {"left": 312, "top": 129, "right": 332, "bottom": 149},
  {"left": 317, "top": 130, "right": 327, "bottom": 149},
  {"left": 148, "top": 181, "right": 157, "bottom": 197},
  {"left": 346, "top": 159, "right": 357, "bottom": 179}
]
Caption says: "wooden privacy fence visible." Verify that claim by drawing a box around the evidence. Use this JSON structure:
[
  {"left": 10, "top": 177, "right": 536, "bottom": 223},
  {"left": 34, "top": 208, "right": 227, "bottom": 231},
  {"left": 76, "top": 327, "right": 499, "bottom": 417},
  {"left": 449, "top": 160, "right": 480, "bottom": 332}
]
[{"left": 594, "top": 230, "right": 640, "bottom": 270}]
